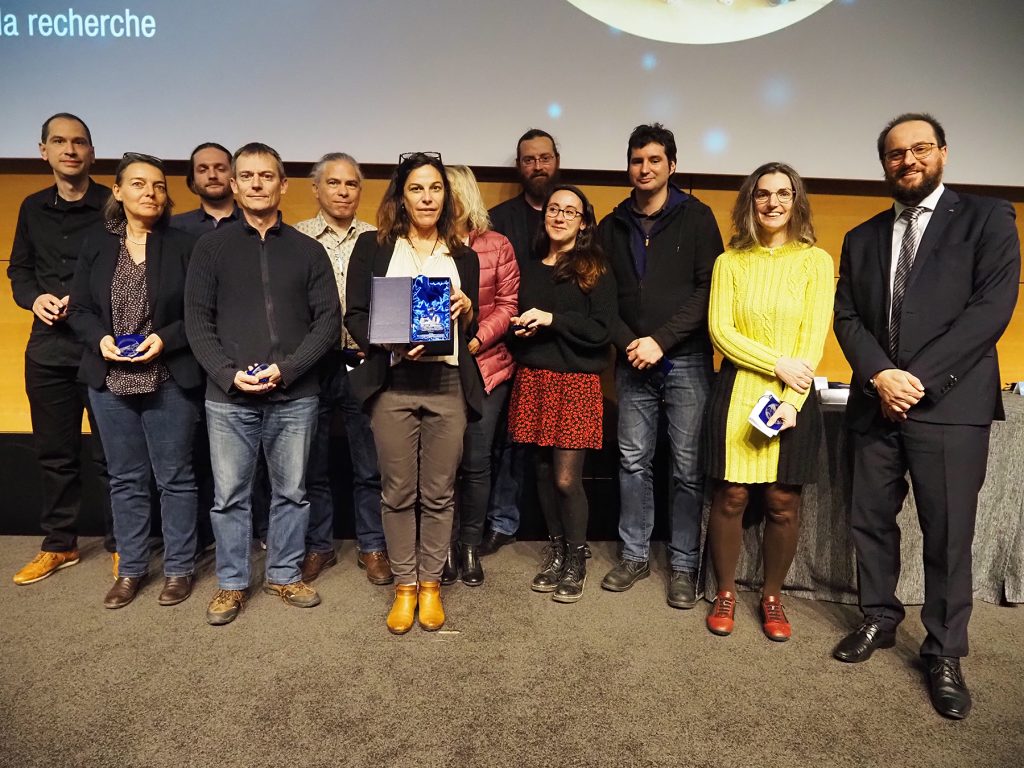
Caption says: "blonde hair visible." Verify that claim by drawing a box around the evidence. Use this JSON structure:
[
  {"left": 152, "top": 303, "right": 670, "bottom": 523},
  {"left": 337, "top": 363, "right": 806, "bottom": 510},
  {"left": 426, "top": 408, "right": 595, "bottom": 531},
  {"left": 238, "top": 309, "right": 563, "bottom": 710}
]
[{"left": 446, "top": 165, "right": 491, "bottom": 236}]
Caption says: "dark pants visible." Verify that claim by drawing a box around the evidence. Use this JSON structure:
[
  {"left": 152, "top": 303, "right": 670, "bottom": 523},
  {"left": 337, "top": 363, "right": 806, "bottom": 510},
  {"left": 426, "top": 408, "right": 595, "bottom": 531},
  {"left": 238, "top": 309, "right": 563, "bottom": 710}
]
[
  {"left": 457, "top": 380, "right": 511, "bottom": 546},
  {"left": 25, "top": 355, "right": 114, "bottom": 553},
  {"left": 850, "top": 419, "right": 990, "bottom": 658}
]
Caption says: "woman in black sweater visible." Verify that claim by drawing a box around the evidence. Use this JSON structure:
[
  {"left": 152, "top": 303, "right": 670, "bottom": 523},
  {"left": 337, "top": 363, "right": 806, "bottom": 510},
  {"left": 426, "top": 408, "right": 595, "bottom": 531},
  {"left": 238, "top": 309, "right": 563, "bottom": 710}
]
[{"left": 507, "top": 184, "right": 615, "bottom": 602}]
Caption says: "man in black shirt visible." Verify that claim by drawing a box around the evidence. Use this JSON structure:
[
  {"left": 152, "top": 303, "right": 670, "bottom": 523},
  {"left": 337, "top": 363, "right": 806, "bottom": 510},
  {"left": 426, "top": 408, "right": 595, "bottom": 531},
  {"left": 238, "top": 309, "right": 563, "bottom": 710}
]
[
  {"left": 598, "top": 123, "right": 723, "bottom": 608},
  {"left": 8, "top": 113, "right": 116, "bottom": 585},
  {"left": 479, "top": 128, "right": 561, "bottom": 555},
  {"left": 170, "top": 142, "right": 244, "bottom": 236},
  {"left": 185, "top": 142, "right": 340, "bottom": 626}
]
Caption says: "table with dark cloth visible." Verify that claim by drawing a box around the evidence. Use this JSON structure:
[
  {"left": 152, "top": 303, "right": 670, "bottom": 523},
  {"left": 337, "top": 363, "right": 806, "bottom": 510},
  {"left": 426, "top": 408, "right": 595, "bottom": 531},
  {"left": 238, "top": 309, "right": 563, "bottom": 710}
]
[{"left": 701, "top": 393, "right": 1024, "bottom": 605}]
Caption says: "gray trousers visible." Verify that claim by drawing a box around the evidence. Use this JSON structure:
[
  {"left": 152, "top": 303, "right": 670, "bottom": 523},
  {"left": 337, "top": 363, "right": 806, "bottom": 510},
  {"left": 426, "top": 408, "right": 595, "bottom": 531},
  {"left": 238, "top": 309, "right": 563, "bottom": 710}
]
[{"left": 370, "top": 363, "right": 466, "bottom": 584}]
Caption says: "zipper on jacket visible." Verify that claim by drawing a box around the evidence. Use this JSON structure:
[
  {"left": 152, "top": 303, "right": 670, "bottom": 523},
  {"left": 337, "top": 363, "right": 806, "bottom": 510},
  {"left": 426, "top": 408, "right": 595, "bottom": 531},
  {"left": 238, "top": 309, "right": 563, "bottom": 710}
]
[{"left": 259, "top": 240, "right": 281, "bottom": 358}]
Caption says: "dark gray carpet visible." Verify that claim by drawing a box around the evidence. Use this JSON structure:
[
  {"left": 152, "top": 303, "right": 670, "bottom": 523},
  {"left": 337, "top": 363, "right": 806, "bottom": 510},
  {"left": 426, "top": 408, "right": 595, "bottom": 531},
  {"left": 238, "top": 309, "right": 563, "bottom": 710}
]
[{"left": 1, "top": 536, "right": 1022, "bottom": 768}]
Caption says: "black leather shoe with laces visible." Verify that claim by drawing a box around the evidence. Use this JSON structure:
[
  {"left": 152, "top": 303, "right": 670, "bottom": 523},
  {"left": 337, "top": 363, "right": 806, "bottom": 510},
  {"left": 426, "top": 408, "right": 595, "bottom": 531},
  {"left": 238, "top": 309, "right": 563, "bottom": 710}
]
[
  {"left": 926, "top": 656, "right": 971, "bottom": 720},
  {"left": 832, "top": 618, "right": 896, "bottom": 663},
  {"left": 552, "top": 546, "right": 587, "bottom": 603},
  {"left": 531, "top": 537, "right": 566, "bottom": 593},
  {"left": 601, "top": 558, "right": 650, "bottom": 592}
]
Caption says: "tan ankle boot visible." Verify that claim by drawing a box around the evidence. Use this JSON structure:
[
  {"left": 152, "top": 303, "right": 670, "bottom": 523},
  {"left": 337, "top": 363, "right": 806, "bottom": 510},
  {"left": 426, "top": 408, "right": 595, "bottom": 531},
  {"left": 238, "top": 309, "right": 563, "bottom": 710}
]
[
  {"left": 417, "top": 581, "right": 445, "bottom": 631},
  {"left": 387, "top": 583, "right": 418, "bottom": 634}
]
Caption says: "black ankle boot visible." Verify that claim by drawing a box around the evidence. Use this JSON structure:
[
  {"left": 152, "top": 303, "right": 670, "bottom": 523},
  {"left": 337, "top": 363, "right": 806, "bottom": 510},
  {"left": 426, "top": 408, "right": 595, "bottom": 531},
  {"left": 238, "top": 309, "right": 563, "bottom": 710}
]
[
  {"left": 459, "top": 544, "right": 484, "bottom": 586},
  {"left": 552, "top": 545, "right": 587, "bottom": 603},
  {"left": 441, "top": 543, "right": 459, "bottom": 586},
  {"left": 531, "top": 536, "right": 566, "bottom": 593}
]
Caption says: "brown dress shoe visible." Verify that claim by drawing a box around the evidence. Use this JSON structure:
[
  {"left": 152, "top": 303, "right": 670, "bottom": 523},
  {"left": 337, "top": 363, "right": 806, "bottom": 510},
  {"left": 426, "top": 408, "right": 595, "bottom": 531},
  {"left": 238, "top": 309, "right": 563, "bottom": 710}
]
[
  {"left": 387, "top": 583, "right": 418, "bottom": 635},
  {"left": 158, "top": 575, "right": 194, "bottom": 606},
  {"left": 104, "top": 576, "right": 145, "bottom": 609},
  {"left": 300, "top": 550, "right": 338, "bottom": 583},
  {"left": 358, "top": 550, "right": 394, "bottom": 585},
  {"left": 13, "top": 550, "right": 80, "bottom": 585},
  {"left": 417, "top": 581, "right": 445, "bottom": 631}
]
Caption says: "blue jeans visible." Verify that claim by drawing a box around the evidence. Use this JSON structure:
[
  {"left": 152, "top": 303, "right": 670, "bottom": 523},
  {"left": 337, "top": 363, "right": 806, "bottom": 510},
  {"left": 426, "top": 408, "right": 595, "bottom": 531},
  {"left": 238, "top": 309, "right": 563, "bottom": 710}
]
[
  {"left": 206, "top": 396, "right": 318, "bottom": 589},
  {"left": 616, "top": 353, "right": 711, "bottom": 570},
  {"left": 306, "top": 360, "right": 385, "bottom": 554},
  {"left": 458, "top": 380, "right": 511, "bottom": 545},
  {"left": 88, "top": 380, "right": 200, "bottom": 578}
]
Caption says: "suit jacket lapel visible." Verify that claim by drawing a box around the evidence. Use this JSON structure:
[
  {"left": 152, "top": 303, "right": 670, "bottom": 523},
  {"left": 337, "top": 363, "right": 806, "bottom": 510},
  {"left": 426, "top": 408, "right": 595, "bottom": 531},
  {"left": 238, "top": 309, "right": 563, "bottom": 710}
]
[
  {"left": 145, "top": 229, "right": 162, "bottom": 317},
  {"left": 907, "top": 188, "right": 959, "bottom": 291},
  {"left": 876, "top": 208, "right": 896, "bottom": 336}
]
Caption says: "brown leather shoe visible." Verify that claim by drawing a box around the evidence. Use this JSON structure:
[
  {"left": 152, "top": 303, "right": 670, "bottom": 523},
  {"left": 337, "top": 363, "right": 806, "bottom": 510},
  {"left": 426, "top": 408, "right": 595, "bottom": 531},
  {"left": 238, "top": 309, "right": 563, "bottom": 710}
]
[
  {"left": 387, "top": 583, "right": 418, "bottom": 635},
  {"left": 418, "top": 580, "right": 445, "bottom": 631},
  {"left": 104, "top": 576, "right": 145, "bottom": 609},
  {"left": 207, "top": 589, "right": 246, "bottom": 625},
  {"left": 358, "top": 550, "right": 394, "bottom": 585},
  {"left": 158, "top": 575, "right": 194, "bottom": 606},
  {"left": 300, "top": 550, "right": 338, "bottom": 583},
  {"left": 263, "top": 580, "right": 321, "bottom": 608},
  {"left": 13, "top": 550, "right": 80, "bottom": 585}
]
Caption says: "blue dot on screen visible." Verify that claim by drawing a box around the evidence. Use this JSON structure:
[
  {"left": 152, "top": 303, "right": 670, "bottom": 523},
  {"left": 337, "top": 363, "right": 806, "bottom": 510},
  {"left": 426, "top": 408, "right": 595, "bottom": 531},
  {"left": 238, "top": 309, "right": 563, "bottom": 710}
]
[
  {"left": 642, "top": 53, "right": 657, "bottom": 71},
  {"left": 703, "top": 129, "right": 728, "bottom": 154},
  {"left": 762, "top": 77, "right": 793, "bottom": 108},
  {"left": 548, "top": 103, "right": 563, "bottom": 119}
]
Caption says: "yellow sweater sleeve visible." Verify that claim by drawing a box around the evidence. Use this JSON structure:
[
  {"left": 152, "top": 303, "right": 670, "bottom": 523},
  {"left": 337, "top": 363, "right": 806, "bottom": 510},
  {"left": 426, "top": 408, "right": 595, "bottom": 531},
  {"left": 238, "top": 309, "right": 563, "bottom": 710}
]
[
  {"left": 709, "top": 252, "right": 782, "bottom": 376},
  {"left": 781, "top": 248, "right": 836, "bottom": 410}
]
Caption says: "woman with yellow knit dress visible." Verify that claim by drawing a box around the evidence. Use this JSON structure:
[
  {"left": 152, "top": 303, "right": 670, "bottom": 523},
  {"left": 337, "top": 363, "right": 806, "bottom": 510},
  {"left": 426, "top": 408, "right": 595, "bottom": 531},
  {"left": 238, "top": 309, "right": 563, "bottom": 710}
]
[{"left": 703, "top": 162, "right": 834, "bottom": 641}]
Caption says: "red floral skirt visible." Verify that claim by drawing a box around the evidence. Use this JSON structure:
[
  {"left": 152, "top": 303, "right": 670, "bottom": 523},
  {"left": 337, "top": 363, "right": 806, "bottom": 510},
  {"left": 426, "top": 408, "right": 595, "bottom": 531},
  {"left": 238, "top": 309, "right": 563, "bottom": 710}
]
[{"left": 508, "top": 366, "right": 603, "bottom": 450}]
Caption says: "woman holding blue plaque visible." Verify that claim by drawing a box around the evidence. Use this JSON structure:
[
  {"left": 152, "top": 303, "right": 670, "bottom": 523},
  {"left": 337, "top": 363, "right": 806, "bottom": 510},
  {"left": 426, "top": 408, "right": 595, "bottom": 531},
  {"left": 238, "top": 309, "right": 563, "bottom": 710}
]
[
  {"left": 444, "top": 165, "right": 519, "bottom": 587},
  {"left": 68, "top": 153, "right": 203, "bottom": 609},
  {"left": 507, "top": 184, "right": 615, "bottom": 603},
  {"left": 703, "top": 162, "right": 834, "bottom": 641},
  {"left": 345, "top": 152, "right": 483, "bottom": 634}
]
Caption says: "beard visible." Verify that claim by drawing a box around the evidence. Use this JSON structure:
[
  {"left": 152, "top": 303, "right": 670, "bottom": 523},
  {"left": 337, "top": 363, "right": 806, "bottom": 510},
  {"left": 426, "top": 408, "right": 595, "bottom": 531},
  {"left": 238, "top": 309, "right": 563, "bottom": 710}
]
[
  {"left": 521, "top": 168, "right": 558, "bottom": 200},
  {"left": 885, "top": 163, "right": 942, "bottom": 206},
  {"left": 198, "top": 184, "right": 233, "bottom": 204}
]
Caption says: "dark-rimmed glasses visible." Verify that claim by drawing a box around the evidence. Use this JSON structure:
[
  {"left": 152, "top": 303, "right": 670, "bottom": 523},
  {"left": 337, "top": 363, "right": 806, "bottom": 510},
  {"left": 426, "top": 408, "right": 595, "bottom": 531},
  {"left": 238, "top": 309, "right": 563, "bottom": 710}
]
[
  {"left": 883, "top": 142, "right": 939, "bottom": 166},
  {"left": 398, "top": 151, "right": 443, "bottom": 165},
  {"left": 545, "top": 204, "right": 582, "bottom": 221}
]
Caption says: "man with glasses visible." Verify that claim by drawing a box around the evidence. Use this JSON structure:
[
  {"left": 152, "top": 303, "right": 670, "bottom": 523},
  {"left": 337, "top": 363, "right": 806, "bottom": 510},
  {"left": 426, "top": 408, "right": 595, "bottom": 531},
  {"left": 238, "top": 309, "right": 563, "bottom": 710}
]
[
  {"left": 8, "top": 113, "right": 117, "bottom": 585},
  {"left": 185, "top": 143, "right": 340, "bottom": 625},
  {"left": 171, "top": 142, "right": 244, "bottom": 236},
  {"left": 478, "top": 129, "right": 562, "bottom": 556},
  {"left": 293, "top": 153, "right": 391, "bottom": 586},
  {"left": 833, "top": 113, "right": 1019, "bottom": 719},
  {"left": 598, "top": 123, "right": 723, "bottom": 609}
]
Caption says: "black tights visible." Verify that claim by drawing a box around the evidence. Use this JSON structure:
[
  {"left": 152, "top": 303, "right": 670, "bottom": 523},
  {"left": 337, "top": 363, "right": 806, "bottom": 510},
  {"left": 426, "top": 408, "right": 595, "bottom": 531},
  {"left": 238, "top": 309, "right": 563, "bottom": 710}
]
[
  {"left": 708, "top": 481, "right": 802, "bottom": 597},
  {"left": 534, "top": 446, "right": 588, "bottom": 548}
]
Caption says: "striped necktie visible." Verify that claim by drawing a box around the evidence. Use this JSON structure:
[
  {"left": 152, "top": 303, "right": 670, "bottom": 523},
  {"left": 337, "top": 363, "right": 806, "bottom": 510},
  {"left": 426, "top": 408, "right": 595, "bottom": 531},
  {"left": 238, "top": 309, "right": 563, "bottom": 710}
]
[{"left": 888, "top": 206, "right": 925, "bottom": 360}]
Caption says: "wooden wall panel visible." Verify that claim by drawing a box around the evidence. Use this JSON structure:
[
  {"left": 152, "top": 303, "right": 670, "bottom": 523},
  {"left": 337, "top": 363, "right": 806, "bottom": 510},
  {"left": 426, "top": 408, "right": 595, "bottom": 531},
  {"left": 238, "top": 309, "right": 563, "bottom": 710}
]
[{"left": 1, "top": 170, "right": 1021, "bottom": 432}]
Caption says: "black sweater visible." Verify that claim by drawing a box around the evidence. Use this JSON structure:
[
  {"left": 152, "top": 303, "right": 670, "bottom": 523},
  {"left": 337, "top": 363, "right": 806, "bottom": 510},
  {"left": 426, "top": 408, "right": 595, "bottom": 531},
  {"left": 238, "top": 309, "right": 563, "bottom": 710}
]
[
  {"left": 598, "top": 187, "right": 723, "bottom": 358},
  {"left": 185, "top": 215, "right": 340, "bottom": 403},
  {"left": 508, "top": 257, "right": 615, "bottom": 374}
]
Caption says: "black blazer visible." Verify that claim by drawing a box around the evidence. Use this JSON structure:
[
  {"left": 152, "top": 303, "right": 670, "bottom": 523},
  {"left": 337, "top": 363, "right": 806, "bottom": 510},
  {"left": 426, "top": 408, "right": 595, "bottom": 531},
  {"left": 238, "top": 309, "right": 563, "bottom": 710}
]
[
  {"left": 68, "top": 223, "right": 203, "bottom": 391},
  {"left": 344, "top": 231, "right": 484, "bottom": 420},
  {"left": 834, "top": 188, "right": 1019, "bottom": 432}
]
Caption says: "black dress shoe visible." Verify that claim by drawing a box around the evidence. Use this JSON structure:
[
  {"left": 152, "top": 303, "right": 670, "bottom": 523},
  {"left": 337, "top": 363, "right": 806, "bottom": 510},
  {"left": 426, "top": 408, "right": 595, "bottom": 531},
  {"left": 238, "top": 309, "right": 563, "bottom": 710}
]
[
  {"left": 478, "top": 529, "right": 515, "bottom": 556},
  {"left": 104, "top": 576, "right": 145, "bottom": 609},
  {"left": 926, "top": 656, "right": 971, "bottom": 719},
  {"left": 459, "top": 544, "right": 484, "bottom": 586},
  {"left": 441, "top": 544, "right": 460, "bottom": 586},
  {"left": 832, "top": 618, "right": 896, "bottom": 663},
  {"left": 667, "top": 569, "right": 697, "bottom": 609},
  {"left": 601, "top": 558, "right": 650, "bottom": 592}
]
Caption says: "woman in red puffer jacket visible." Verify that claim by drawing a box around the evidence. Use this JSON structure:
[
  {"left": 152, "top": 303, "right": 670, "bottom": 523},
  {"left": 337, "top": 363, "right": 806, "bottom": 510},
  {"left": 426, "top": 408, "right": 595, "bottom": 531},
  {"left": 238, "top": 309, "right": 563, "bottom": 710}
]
[{"left": 445, "top": 165, "right": 519, "bottom": 586}]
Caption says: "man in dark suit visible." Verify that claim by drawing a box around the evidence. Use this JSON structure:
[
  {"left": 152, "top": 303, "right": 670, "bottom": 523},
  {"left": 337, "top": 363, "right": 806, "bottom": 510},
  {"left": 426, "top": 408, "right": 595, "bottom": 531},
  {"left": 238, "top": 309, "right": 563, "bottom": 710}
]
[{"left": 833, "top": 113, "right": 1020, "bottom": 720}]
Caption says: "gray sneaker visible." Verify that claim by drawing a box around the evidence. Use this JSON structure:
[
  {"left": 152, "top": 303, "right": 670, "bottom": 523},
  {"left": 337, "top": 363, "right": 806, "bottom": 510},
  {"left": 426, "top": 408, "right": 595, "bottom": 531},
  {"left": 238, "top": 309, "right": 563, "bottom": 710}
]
[
  {"left": 667, "top": 569, "right": 697, "bottom": 609},
  {"left": 601, "top": 558, "right": 651, "bottom": 591}
]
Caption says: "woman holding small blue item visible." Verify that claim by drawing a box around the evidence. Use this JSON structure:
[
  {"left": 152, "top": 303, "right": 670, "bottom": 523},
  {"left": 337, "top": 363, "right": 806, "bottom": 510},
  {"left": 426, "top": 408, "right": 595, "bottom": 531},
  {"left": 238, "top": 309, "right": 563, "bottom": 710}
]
[
  {"left": 69, "top": 152, "right": 202, "bottom": 610},
  {"left": 703, "top": 162, "right": 834, "bottom": 641}
]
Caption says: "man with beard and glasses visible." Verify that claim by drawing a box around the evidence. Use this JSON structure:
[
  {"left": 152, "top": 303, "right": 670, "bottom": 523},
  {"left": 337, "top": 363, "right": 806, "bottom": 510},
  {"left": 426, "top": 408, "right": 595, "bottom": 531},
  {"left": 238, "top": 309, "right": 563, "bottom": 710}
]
[
  {"left": 171, "top": 142, "right": 243, "bottom": 236},
  {"left": 479, "top": 129, "right": 561, "bottom": 556},
  {"left": 832, "top": 113, "right": 1019, "bottom": 720}
]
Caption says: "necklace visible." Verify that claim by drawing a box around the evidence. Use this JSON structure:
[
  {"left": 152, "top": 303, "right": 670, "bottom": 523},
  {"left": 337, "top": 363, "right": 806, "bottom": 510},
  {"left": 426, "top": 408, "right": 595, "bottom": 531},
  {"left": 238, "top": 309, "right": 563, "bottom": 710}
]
[
  {"left": 408, "top": 234, "right": 439, "bottom": 272},
  {"left": 126, "top": 236, "right": 147, "bottom": 246}
]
